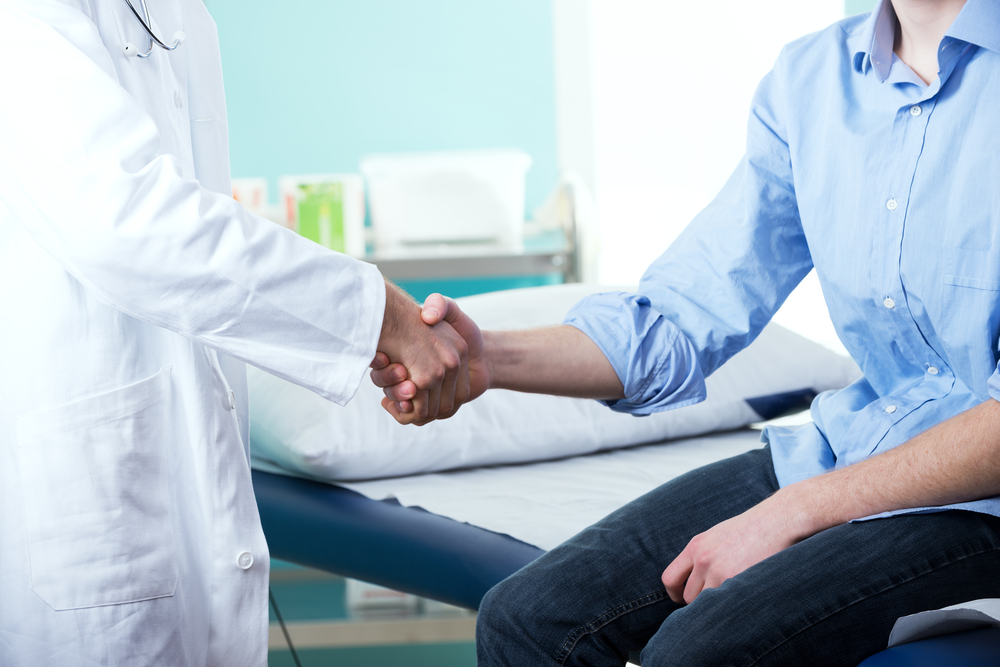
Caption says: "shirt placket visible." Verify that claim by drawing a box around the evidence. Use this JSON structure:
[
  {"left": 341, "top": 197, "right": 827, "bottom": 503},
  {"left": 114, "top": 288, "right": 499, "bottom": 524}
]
[{"left": 863, "top": 57, "right": 968, "bottom": 453}]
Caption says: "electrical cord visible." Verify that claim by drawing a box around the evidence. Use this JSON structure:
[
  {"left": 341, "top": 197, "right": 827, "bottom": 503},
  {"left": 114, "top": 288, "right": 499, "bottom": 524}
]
[{"left": 269, "top": 588, "right": 303, "bottom": 667}]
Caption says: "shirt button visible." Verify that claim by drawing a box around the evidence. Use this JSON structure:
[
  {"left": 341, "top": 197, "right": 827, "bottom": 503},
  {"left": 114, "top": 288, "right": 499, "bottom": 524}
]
[
  {"left": 927, "top": 366, "right": 939, "bottom": 375},
  {"left": 237, "top": 552, "right": 254, "bottom": 570},
  {"left": 883, "top": 297, "right": 895, "bottom": 309},
  {"left": 884, "top": 405, "right": 897, "bottom": 414},
  {"left": 886, "top": 198, "right": 898, "bottom": 211},
  {"left": 909, "top": 105, "right": 922, "bottom": 117}
]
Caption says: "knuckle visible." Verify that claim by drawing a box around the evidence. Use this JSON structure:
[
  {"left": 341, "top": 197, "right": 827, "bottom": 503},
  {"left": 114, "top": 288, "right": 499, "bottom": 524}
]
[{"left": 444, "top": 351, "right": 462, "bottom": 370}]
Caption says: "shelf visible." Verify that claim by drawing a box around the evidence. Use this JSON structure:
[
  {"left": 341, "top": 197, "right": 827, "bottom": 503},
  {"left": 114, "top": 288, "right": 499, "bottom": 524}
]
[
  {"left": 268, "top": 614, "right": 476, "bottom": 650},
  {"left": 367, "top": 250, "right": 570, "bottom": 281}
]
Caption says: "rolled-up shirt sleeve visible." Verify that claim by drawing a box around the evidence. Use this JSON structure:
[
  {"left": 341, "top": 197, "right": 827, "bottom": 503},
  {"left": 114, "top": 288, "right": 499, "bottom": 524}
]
[
  {"left": 564, "top": 46, "right": 814, "bottom": 415},
  {"left": 565, "top": 293, "right": 705, "bottom": 414}
]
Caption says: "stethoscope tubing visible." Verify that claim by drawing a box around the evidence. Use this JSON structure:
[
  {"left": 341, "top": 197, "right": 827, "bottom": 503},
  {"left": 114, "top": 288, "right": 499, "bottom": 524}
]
[{"left": 122, "top": 0, "right": 183, "bottom": 58}]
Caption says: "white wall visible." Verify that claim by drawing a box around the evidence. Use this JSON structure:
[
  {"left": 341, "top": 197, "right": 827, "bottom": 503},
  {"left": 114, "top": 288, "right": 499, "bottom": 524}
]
[{"left": 587, "top": 0, "right": 847, "bottom": 353}]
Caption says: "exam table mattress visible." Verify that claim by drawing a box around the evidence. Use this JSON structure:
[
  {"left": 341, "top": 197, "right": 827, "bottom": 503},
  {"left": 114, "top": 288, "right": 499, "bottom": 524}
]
[{"left": 253, "top": 429, "right": 764, "bottom": 608}]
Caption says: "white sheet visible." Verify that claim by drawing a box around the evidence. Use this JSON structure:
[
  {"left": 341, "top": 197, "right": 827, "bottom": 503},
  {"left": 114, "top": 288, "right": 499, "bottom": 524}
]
[
  {"left": 339, "top": 429, "right": 764, "bottom": 551},
  {"left": 888, "top": 599, "right": 1000, "bottom": 647}
]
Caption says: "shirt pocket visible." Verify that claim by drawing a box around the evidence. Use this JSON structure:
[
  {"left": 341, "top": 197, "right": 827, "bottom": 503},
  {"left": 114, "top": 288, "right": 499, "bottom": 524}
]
[
  {"left": 944, "top": 249, "right": 1000, "bottom": 291},
  {"left": 14, "top": 367, "right": 178, "bottom": 611}
]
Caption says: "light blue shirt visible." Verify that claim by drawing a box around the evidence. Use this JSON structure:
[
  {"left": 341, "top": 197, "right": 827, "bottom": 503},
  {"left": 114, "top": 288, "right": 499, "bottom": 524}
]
[{"left": 565, "top": 0, "right": 1000, "bottom": 519}]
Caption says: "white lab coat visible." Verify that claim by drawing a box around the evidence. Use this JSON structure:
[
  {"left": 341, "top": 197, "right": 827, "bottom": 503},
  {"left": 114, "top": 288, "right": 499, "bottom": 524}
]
[{"left": 0, "top": 0, "right": 385, "bottom": 664}]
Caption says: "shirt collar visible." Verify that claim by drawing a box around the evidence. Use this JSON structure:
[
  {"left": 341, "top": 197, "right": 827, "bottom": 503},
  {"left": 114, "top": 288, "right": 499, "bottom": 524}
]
[
  {"left": 853, "top": 0, "right": 896, "bottom": 82},
  {"left": 852, "top": 0, "right": 1000, "bottom": 83},
  {"left": 946, "top": 0, "right": 1000, "bottom": 55}
]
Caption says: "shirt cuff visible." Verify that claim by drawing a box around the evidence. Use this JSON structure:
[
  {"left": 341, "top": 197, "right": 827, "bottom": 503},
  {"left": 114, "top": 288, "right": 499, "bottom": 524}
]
[
  {"left": 563, "top": 291, "right": 706, "bottom": 415},
  {"left": 987, "top": 361, "right": 1000, "bottom": 403}
]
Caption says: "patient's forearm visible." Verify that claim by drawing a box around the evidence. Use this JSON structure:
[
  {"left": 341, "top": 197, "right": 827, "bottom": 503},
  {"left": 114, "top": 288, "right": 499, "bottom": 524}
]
[
  {"left": 484, "top": 325, "right": 625, "bottom": 400},
  {"left": 779, "top": 398, "right": 1000, "bottom": 539},
  {"left": 663, "top": 398, "right": 1000, "bottom": 604}
]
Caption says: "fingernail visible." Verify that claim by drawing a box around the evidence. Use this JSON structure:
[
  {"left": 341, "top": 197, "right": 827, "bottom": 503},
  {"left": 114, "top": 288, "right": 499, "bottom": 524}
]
[
  {"left": 392, "top": 368, "right": 404, "bottom": 381},
  {"left": 426, "top": 309, "right": 439, "bottom": 319}
]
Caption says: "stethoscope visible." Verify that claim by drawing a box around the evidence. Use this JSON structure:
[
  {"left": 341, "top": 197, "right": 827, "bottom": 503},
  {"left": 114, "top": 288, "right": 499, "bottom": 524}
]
[{"left": 121, "top": 0, "right": 186, "bottom": 58}]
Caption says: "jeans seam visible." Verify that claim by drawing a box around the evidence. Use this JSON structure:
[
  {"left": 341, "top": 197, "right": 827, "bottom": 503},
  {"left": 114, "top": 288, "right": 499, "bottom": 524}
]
[
  {"left": 746, "top": 545, "right": 1000, "bottom": 667},
  {"left": 555, "top": 590, "right": 668, "bottom": 665}
]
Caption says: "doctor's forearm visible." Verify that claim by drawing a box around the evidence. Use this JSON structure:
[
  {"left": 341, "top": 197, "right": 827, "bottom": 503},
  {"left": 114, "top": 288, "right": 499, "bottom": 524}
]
[
  {"left": 483, "top": 326, "right": 625, "bottom": 400},
  {"left": 773, "top": 399, "right": 1000, "bottom": 541}
]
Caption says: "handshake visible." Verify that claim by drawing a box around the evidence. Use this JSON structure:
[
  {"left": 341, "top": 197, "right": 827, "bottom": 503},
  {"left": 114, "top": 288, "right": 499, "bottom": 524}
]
[
  {"left": 369, "top": 281, "right": 490, "bottom": 425},
  {"left": 369, "top": 281, "right": 625, "bottom": 425}
]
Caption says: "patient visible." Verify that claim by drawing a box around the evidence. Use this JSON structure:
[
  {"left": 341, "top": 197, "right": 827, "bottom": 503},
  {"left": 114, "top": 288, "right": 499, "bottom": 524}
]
[{"left": 372, "top": 0, "right": 1000, "bottom": 664}]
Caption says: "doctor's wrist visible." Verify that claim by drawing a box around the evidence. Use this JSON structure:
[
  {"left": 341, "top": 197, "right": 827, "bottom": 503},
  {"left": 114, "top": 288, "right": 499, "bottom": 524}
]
[{"left": 378, "top": 280, "right": 417, "bottom": 350}]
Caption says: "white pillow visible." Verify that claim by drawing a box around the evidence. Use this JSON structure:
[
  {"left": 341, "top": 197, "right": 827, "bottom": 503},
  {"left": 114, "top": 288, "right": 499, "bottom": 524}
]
[{"left": 248, "top": 284, "right": 860, "bottom": 481}]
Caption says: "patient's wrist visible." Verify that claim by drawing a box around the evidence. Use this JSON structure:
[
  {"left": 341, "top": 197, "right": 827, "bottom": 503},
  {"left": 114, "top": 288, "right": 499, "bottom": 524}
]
[
  {"left": 770, "top": 479, "right": 846, "bottom": 541},
  {"left": 481, "top": 330, "right": 508, "bottom": 392}
]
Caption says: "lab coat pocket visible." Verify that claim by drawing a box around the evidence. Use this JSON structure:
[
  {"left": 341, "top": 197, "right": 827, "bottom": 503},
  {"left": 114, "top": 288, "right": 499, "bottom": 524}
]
[{"left": 14, "top": 367, "right": 178, "bottom": 611}]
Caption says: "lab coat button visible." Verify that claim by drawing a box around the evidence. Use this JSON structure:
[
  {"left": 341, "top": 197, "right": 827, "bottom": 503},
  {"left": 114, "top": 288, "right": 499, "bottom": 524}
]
[
  {"left": 927, "top": 366, "right": 939, "bottom": 375},
  {"left": 909, "top": 105, "right": 922, "bottom": 117},
  {"left": 229, "top": 390, "right": 236, "bottom": 410},
  {"left": 885, "top": 405, "right": 897, "bottom": 414},
  {"left": 237, "top": 552, "right": 254, "bottom": 570},
  {"left": 883, "top": 297, "right": 895, "bottom": 309},
  {"left": 174, "top": 91, "right": 183, "bottom": 108},
  {"left": 886, "top": 198, "right": 898, "bottom": 211}
]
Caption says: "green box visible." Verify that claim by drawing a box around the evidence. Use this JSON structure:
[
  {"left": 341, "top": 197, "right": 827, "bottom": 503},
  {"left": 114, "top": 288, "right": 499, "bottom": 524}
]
[{"left": 296, "top": 182, "right": 347, "bottom": 253}]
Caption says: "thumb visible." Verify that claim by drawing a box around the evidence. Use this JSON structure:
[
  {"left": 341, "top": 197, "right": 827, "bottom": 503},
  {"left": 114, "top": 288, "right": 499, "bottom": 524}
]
[{"left": 421, "top": 293, "right": 449, "bottom": 325}]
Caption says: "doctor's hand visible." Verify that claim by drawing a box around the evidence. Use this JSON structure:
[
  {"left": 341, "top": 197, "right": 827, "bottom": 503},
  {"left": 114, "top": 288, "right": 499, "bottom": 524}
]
[
  {"left": 371, "top": 293, "right": 490, "bottom": 424},
  {"left": 372, "top": 282, "right": 473, "bottom": 425}
]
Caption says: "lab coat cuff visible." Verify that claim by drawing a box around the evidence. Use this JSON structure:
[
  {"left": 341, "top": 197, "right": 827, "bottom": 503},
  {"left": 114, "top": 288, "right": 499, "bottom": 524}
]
[{"left": 328, "top": 260, "right": 386, "bottom": 405}]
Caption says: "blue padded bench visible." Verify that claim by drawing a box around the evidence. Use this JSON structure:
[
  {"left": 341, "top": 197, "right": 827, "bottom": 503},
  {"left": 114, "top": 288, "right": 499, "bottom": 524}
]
[
  {"left": 253, "top": 469, "right": 1000, "bottom": 664},
  {"left": 252, "top": 469, "right": 543, "bottom": 610},
  {"left": 858, "top": 628, "right": 1000, "bottom": 666}
]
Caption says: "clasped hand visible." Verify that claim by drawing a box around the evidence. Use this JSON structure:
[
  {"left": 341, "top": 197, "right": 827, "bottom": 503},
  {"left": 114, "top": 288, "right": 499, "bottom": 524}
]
[{"left": 370, "top": 285, "right": 487, "bottom": 425}]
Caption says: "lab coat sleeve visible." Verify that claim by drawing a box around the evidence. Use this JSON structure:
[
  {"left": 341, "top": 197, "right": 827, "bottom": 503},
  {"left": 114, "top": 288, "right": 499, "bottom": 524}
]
[
  {"left": 0, "top": 1, "right": 384, "bottom": 405},
  {"left": 565, "top": 47, "right": 813, "bottom": 415}
]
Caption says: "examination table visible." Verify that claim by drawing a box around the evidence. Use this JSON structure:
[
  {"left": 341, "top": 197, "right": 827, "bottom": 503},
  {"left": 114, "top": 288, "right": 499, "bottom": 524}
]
[{"left": 253, "top": 470, "right": 1000, "bottom": 666}]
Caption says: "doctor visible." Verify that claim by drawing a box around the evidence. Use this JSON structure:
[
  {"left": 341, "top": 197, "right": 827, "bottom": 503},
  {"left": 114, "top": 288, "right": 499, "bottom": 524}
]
[{"left": 0, "top": 0, "right": 469, "bottom": 665}]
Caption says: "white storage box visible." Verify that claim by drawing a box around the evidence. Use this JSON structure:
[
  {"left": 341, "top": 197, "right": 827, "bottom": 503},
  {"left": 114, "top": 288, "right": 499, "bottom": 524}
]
[{"left": 360, "top": 150, "right": 532, "bottom": 253}]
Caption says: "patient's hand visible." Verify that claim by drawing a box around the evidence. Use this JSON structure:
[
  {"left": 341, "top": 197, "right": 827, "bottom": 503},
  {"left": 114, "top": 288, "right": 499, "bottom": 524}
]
[{"left": 371, "top": 293, "right": 490, "bottom": 424}]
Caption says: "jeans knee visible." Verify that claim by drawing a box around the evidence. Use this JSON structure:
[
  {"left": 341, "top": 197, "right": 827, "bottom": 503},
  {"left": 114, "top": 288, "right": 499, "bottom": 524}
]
[
  {"left": 476, "top": 578, "right": 519, "bottom": 656},
  {"left": 477, "top": 574, "right": 560, "bottom": 667}
]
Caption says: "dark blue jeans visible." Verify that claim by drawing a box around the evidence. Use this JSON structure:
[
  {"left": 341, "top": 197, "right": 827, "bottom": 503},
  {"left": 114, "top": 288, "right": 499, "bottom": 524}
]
[{"left": 476, "top": 447, "right": 1000, "bottom": 666}]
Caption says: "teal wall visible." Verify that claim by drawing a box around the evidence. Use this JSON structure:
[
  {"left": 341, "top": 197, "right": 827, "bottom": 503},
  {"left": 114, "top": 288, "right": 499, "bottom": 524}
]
[
  {"left": 207, "top": 0, "right": 558, "bottom": 215},
  {"left": 845, "top": 0, "right": 877, "bottom": 15}
]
